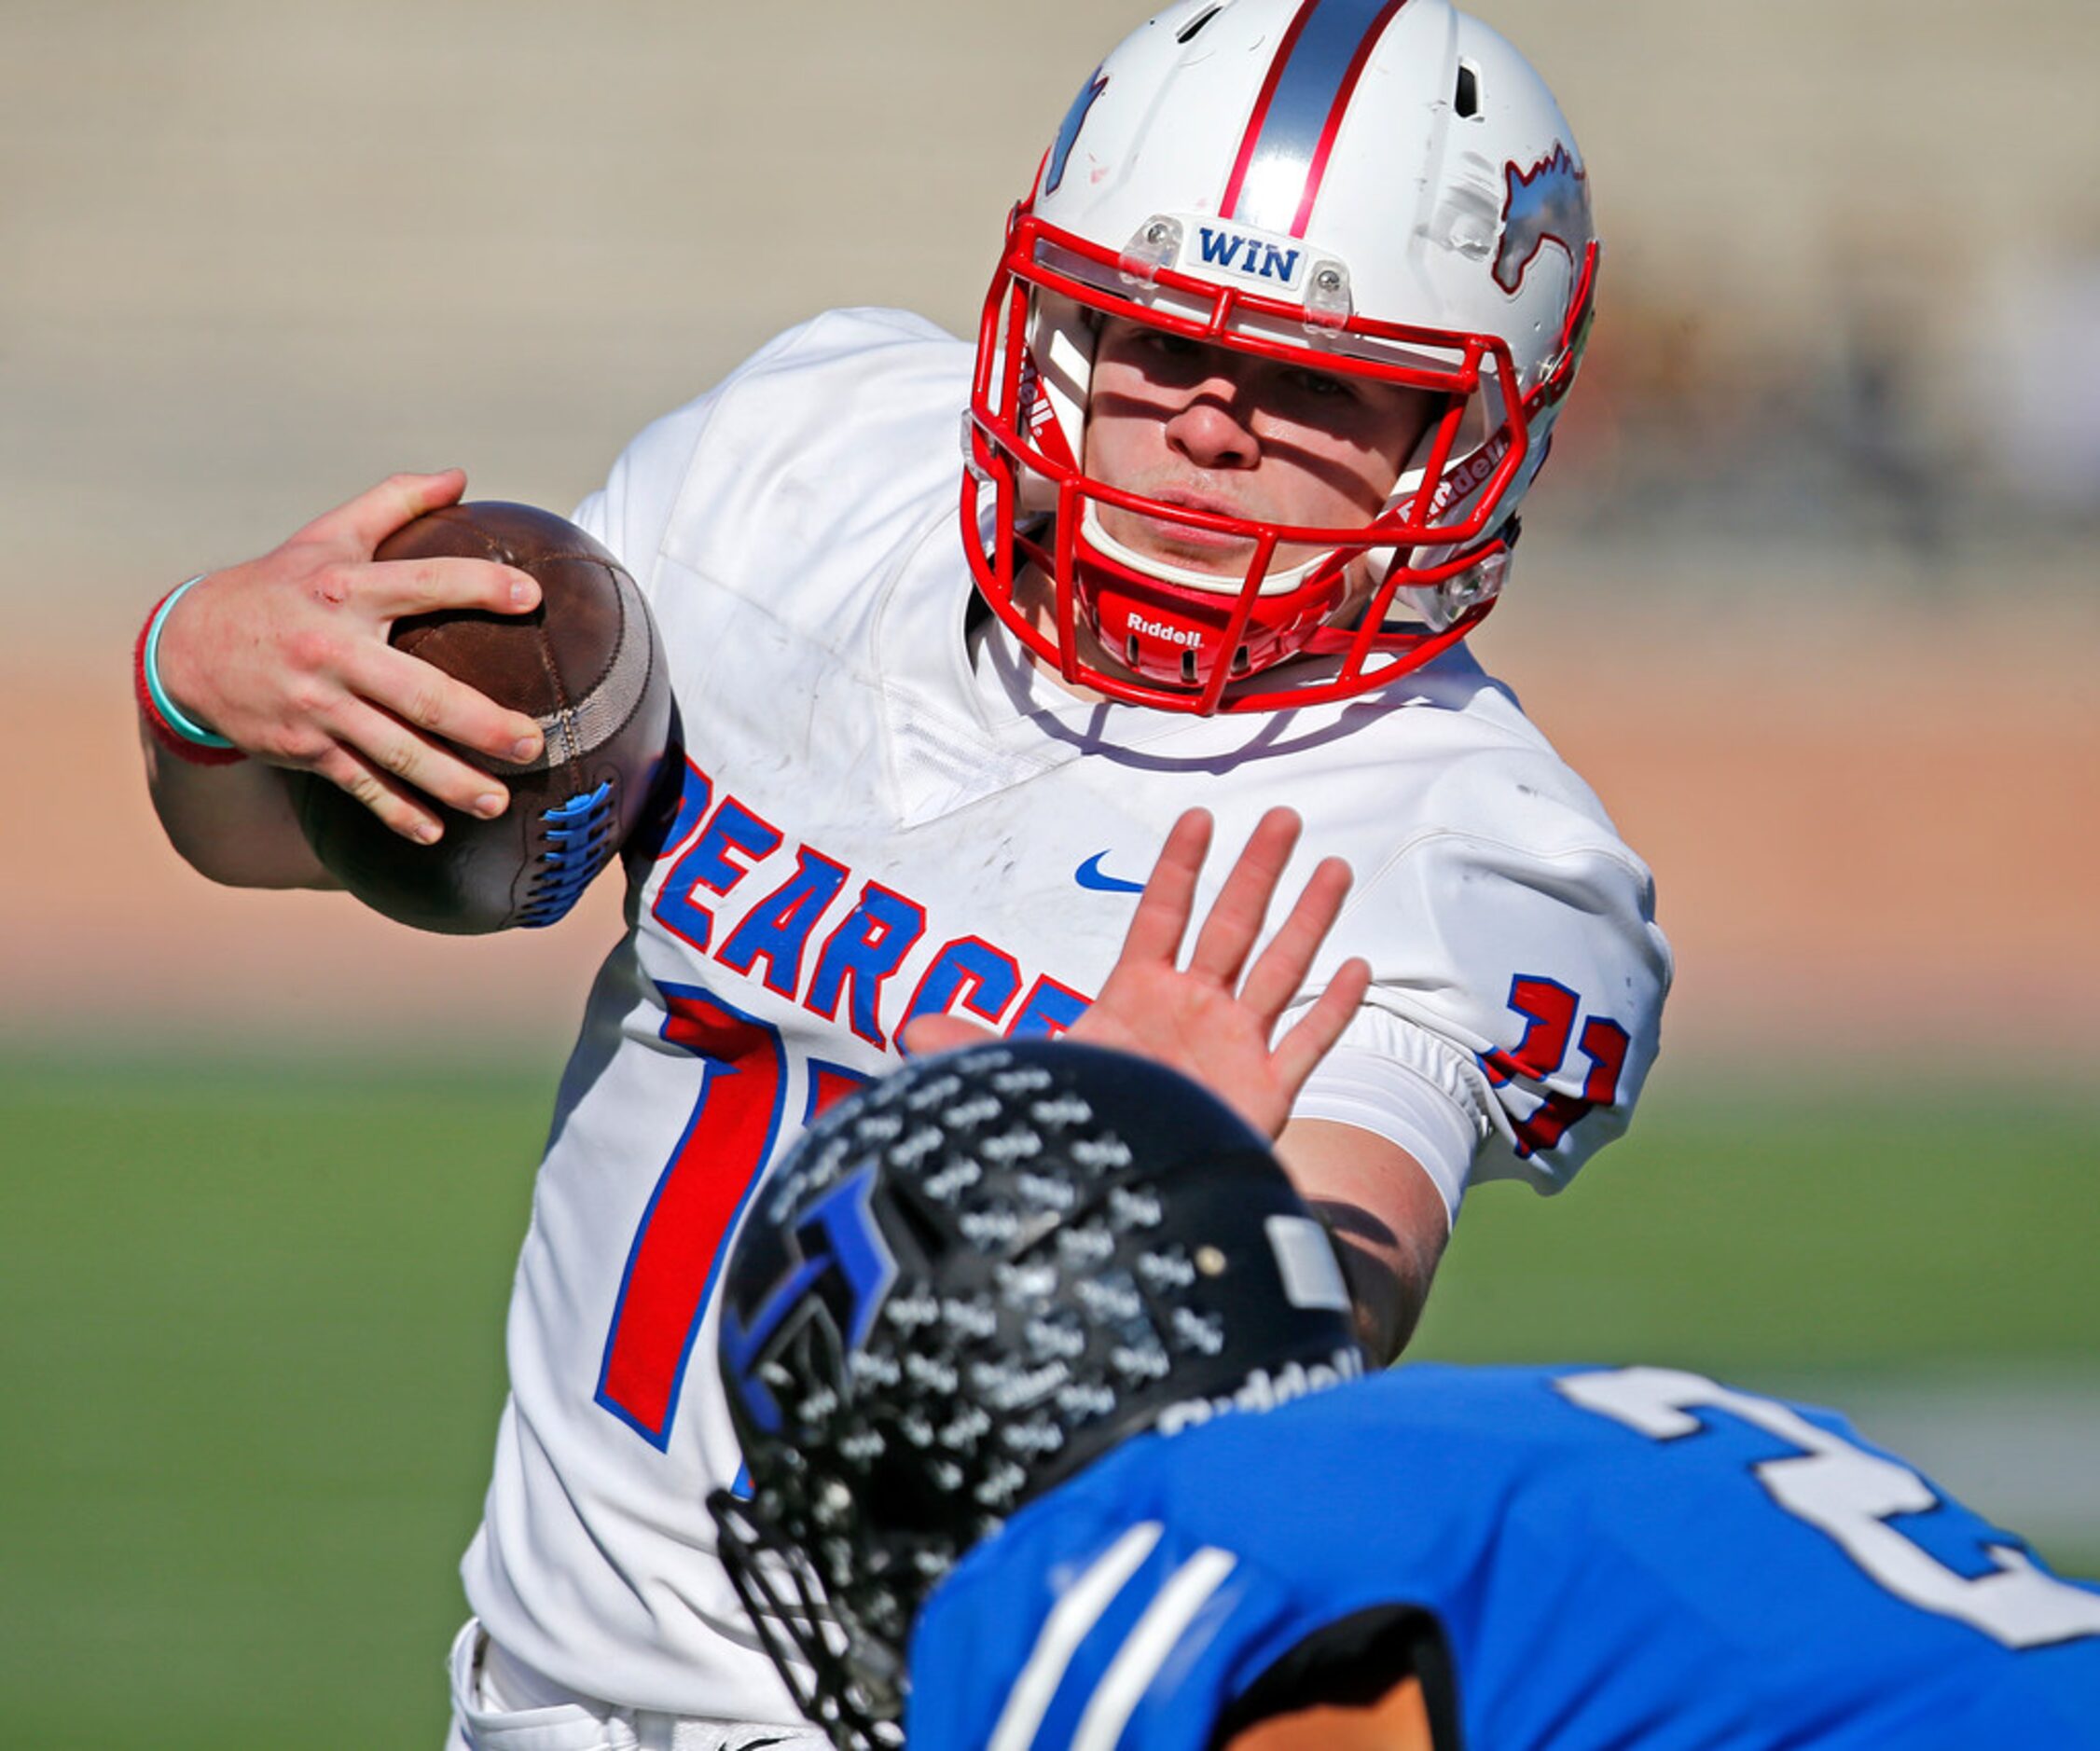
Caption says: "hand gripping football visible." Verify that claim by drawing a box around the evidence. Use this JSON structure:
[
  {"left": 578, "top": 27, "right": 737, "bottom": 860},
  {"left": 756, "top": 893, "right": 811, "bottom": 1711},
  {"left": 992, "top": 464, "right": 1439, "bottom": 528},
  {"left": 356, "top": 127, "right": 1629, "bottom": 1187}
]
[{"left": 297, "top": 501, "right": 672, "bottom": 934}]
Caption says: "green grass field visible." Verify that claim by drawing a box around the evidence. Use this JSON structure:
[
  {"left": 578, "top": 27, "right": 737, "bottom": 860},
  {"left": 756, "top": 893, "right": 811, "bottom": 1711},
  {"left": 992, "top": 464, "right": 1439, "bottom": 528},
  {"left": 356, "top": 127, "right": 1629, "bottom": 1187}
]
[{"left": 2, "top": 1055, "right": 2094, "bottom": 1748}]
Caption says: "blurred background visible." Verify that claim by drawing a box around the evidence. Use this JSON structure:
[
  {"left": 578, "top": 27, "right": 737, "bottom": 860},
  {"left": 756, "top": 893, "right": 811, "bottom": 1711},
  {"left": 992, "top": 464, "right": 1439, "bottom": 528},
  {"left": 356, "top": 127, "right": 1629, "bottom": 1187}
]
[{"left": 3, "top": 2, "right": 2095, "bottom": 1744}]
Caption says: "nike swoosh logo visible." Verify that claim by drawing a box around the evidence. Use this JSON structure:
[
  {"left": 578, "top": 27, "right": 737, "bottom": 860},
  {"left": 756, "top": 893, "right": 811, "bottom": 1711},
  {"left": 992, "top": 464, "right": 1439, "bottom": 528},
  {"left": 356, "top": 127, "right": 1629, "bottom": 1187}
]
[
  {"left": 1075, "top": 852, "right": 1146, "bottom": 894},
  {"left": 736, "top": 1738, "right": 796, "bottom": 1750}
]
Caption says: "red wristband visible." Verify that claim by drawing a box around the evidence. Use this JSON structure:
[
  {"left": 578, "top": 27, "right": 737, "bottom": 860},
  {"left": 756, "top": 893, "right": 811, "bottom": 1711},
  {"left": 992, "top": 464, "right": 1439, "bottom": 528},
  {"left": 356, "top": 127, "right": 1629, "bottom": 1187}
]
[{"left": 134, "top": 582, "right": 248, "bottom": 767}]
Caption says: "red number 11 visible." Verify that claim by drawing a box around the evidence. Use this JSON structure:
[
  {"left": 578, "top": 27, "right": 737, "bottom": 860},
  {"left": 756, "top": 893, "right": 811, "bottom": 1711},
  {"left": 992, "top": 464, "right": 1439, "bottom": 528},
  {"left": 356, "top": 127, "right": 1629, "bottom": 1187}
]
[{"left": 1481, "top": 974, "right": 1630, "bottom": 1158}]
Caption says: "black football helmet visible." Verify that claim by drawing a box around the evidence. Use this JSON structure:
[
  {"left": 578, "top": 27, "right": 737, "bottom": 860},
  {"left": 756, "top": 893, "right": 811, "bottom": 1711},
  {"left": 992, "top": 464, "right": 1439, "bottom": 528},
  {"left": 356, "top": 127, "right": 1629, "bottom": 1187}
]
[{"left": 709, "top": 1040, "right": 1368, "bottom": 1750}]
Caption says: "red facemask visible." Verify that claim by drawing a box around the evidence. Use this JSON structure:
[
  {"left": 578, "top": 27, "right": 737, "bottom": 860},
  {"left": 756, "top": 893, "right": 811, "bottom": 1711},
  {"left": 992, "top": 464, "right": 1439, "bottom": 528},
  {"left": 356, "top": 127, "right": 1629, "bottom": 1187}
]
[{"left": 962, "top": 207, "right": 1593, "bottom": 713}]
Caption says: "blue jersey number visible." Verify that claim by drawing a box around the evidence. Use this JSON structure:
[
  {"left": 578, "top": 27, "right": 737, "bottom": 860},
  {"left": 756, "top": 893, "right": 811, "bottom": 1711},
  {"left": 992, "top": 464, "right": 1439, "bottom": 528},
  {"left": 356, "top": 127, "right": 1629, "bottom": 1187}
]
[{"left": 1559, "top": 1367, "right": 2100, "bottom": 1650}]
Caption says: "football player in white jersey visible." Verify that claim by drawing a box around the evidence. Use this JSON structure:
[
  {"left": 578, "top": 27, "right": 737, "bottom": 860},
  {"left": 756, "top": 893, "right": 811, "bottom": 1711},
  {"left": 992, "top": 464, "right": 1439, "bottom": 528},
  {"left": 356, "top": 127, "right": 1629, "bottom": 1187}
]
[{"left": 134, "top": 1, "right": 1671, "bottom": 1744}]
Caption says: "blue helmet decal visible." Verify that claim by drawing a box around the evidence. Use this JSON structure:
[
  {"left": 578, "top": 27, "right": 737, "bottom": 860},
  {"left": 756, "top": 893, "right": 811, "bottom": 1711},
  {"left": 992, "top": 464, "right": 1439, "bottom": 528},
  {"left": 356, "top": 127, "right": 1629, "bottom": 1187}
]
[
  {"left": 1045, "top": 69, "right": 1109, "bottom": 197},
  {"left": 721, "top": 1165, "right": 899, "bottom": 1435}
]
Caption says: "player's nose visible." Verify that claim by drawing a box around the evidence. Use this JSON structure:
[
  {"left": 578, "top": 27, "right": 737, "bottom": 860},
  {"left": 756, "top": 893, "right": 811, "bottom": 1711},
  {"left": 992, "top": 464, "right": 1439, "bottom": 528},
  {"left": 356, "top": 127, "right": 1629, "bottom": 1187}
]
[{"left": 1164, "top": 376, "right": 1261, "bottom": 470}]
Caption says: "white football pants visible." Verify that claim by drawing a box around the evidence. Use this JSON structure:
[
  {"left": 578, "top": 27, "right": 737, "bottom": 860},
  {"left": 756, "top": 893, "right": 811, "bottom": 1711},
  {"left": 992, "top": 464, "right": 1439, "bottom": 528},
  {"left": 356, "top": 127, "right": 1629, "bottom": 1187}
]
[{"left": 446, "top": 1620, "right": 832, "bottom": 1751}]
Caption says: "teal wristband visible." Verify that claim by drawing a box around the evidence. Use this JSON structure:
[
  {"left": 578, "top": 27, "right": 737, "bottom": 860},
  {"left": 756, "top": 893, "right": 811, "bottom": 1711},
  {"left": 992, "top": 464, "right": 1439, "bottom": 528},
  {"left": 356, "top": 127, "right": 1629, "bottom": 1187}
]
[{"left": 144, "top": 576, "right": 237, "bottom": 750}]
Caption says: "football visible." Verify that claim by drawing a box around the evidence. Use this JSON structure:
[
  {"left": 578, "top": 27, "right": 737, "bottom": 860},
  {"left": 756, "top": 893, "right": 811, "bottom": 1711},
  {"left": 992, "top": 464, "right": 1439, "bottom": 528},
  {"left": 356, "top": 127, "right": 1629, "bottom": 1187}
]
[{"left": 296, "top": 500, "right": 672, "bottom": 934}]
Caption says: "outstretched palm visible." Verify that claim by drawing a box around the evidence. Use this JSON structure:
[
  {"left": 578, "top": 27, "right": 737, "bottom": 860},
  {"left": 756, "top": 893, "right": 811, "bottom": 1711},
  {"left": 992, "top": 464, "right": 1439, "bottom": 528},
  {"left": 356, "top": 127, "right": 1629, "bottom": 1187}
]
[{"left": 902, "top": 808, "right": 1369, "bottom": 1141}]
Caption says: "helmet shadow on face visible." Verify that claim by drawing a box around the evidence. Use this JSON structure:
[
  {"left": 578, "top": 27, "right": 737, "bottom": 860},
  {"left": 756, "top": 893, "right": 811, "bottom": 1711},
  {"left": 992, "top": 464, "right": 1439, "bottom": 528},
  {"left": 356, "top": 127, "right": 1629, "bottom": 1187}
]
[
  {"left": 1084, "top": 383, "right": 1420, "bottom": 529},
  {"left": 1086, "top": 324, "right": 1437, "bottom": 495}
]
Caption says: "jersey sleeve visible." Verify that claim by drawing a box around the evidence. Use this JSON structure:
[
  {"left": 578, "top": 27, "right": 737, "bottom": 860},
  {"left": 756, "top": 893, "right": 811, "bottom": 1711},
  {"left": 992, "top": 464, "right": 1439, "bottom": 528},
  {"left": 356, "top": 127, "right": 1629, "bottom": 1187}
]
[
  {"left": 1382, "top": 825, "right": 1668, "bottom": 1195},
  {"left": 567, "top": 319, "right": 824, "bottom": 596},
  {"left": 569, "top": 307, "right": 962, "bottom": 601},
  {"left": 1293, "top": 801, "right": 1671, "bottom": 1201}
]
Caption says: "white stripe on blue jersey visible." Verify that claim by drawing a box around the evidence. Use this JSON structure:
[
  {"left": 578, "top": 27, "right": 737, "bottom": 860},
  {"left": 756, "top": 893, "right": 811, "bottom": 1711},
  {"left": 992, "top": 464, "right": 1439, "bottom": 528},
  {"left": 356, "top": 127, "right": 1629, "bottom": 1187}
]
[
  {"left": 1070, "top": 1548, "right": 1240, "bottom": 1750},
  {"left": 990, "top": 1523, "right": 1163, "bottom": 1751}
]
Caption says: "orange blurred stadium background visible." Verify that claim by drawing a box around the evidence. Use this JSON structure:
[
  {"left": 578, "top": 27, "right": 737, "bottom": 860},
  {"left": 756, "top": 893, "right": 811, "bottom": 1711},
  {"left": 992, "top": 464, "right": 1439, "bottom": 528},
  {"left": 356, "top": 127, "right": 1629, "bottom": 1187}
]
[{"left": 4, "top": 0, "right": 2094, "bottom": 1071}]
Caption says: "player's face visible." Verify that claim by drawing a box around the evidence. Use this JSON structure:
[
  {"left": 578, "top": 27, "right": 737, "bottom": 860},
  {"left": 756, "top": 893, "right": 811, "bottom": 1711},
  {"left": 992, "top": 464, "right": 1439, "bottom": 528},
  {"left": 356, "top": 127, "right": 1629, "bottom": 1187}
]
[
  {"left": 1083, "top": 317, "right": 1440, "bottom": 574},
  {"left": 1222, "top": 1675, "right": 1435, "bottom": 1751}
]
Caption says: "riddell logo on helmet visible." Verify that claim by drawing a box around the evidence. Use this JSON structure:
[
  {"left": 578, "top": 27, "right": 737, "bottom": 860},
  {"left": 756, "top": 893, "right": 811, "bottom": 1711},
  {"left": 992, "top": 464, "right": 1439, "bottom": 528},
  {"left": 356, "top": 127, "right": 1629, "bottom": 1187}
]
[
  {"left": 1128, "top": 614, "right": 1202, "bottom": 649},
  {"left": 1425, "top": 436, "right": 1510, "bottom": 522},
  {"left": 1153, "top": 1344, "right": 1365, "bottom": 1438}
]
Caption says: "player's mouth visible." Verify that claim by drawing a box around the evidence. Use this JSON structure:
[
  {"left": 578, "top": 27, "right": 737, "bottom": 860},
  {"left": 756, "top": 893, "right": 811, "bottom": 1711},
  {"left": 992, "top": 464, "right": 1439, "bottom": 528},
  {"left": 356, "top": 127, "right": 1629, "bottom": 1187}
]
[{"left": 1102, "top": 489, "right": 1263, "bottom": 572}]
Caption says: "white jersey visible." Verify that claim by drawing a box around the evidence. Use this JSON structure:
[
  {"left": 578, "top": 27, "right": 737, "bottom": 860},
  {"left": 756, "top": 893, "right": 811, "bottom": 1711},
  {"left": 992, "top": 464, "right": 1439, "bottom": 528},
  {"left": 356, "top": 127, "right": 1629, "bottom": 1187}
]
[{"left": 461, "top": 308, "right": 1671, "bottom": 1719}]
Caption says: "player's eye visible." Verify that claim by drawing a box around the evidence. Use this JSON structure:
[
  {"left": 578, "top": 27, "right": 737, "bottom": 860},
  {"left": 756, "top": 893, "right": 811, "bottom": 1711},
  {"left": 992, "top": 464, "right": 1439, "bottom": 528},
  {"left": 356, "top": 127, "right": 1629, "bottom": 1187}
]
[{"left": 1283, "top": 365, "right": 1353, "bottom": 401}]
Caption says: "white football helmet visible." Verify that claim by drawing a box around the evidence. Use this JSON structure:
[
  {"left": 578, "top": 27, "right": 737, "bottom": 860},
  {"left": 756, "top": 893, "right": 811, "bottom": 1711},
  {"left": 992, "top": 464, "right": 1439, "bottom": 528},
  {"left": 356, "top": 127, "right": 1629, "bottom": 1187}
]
[{"left": 964, "top": 0, "right": 1598, "bottom": 712}]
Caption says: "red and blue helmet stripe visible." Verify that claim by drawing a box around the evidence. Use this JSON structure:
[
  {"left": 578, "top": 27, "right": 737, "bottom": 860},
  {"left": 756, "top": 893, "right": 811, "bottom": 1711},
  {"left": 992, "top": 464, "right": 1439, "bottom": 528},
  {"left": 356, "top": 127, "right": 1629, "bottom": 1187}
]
[{"left": 1220, "top": 0, "right": 1414, "bottom": 238}]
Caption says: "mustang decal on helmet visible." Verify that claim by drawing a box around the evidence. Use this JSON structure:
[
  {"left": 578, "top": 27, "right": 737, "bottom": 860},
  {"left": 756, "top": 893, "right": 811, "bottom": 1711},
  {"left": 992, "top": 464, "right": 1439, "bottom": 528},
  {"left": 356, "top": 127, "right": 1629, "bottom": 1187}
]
[{"left": 1495, "top": 143, "right": 1591, "bottom": 296}]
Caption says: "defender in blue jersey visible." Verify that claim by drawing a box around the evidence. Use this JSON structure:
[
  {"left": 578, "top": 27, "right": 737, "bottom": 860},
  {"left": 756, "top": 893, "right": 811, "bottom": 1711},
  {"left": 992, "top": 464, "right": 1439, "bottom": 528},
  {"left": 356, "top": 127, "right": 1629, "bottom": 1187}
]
[
  {"left": 710, "top": 1041, "right": 2100, "bottom": 1749},
  {"left": 913, "top": 1364, "right": 2100, "bottom": 1749}
]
